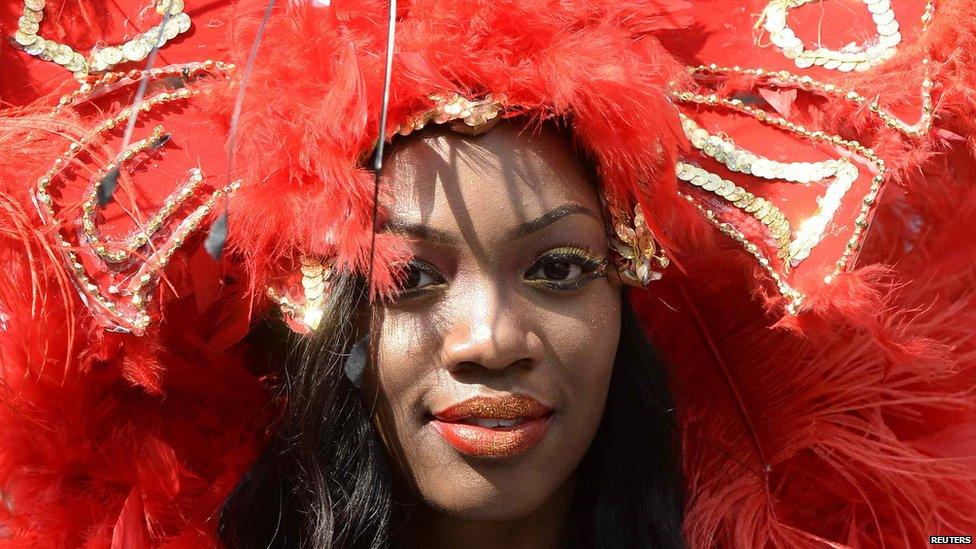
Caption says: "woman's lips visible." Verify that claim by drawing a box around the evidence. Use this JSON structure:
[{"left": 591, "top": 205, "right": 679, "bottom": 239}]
[{"left": 430, "top": 394, "right": 553, "bottom": 458}]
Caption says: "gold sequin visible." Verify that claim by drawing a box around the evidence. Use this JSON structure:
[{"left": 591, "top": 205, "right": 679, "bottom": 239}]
[
  {"left": 270, "top": 255, "right": 333, "bottom": 332},
  {"left": 757, "top": 0, "right": 921, "bottom": 73},
  {"left": 9, "top": 0, "right": 193, "bottom": 80},
  {"left": 682, "top": 193, "right": 804, "bottom": 314},
  {"left": 715, "top": 1, "right": 936, "bottom": 138},
  {"left": 671, "top": 82, "right": 889, "bottom": 310},
  {"left": 395, "top": 93, "right": 504, "bottom": 137},
  {"left": 679, "top": 112, "right": 863, "bottom": 266},
  {"left": 677, "top": 162, "right": 795, "bottom": 260},
  {"left": 33, "top": 62, "right": 237, "bottom": 335},
  {"left": 606, "top": 203, "right": 669, "bottom": 287}
]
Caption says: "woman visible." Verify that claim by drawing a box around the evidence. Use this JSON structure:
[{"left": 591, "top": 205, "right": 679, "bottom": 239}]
[
  {"left": 218, "top": 121, "right": 685, "bottom": 547},
  {"left": 1, "top": 0, "right": 976, "bottom": 547}
]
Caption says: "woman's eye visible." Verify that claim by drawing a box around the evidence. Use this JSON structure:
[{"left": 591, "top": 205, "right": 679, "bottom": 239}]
[
  {"left": 534, "top": 259, "right": 582, "bottom": 281},
  {"left": 525, "top": 247, "right": 604, "bottom": 291},
  {"left": 395, "top": 260, "right": 444, "bottom": 297}
]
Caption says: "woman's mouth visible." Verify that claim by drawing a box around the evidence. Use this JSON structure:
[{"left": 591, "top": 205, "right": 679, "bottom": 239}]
[{"left": 429, "top": 394, "right": 553, "bottom": 458}]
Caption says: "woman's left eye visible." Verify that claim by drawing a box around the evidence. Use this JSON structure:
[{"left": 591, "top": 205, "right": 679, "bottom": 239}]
[{"left": 524, "top": 247, "right": 605, "bottom": 291}]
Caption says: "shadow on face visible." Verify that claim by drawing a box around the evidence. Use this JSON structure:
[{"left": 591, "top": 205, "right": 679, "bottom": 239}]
[{"left": 360, "top": 120, "right": 622, "bottom": 522}]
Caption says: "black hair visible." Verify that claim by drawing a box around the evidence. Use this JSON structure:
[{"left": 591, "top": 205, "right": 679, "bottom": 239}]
[
  {"left": 565, "top": 293, "right": 686, "bottom": 548},
  {"left": 218, "top": 271, "right": 685, "bottom": 548}
]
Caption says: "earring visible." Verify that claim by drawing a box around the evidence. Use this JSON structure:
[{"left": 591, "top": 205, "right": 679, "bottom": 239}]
[
  {"left": 344, "top": 334, "right": 370, "bottom": 389},
  {"left": 607, "top": 203, "right": 669, "bottom": 287}
]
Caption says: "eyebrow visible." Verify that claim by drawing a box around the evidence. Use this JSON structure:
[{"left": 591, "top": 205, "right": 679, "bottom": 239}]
[
  {"left": 384, "top": 203, "right": 598, "bottom": 246},
  {"left": 383, "top": 220, "right": 459, "bottom": 246},
  {"left": 508, "top": 203, "right": 598, "bottom": 240}
]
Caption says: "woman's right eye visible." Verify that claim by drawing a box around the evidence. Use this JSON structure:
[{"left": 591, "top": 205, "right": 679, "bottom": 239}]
[{"left": 395, "top": 260, "right": 445, "bottom": 298}]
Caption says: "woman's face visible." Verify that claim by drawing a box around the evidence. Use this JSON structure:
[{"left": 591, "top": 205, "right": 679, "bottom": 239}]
[{"left": 363, "top": 122, "right": 621, "bottom": 521}]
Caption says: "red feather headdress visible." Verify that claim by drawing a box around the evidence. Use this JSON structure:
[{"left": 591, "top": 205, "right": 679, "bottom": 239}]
[{"left": 1, "top": 0, "right": 975, "bottom": 546}]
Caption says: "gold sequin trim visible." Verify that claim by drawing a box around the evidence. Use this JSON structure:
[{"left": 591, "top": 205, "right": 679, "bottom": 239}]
[
  {"left": 33, "top": 62, "right": 237, "bottom": 335},
  {"left": 679, "top": 113, "right": 859, "bottom": 265},
  {"left": 759, "top": 0, "right": 905, "bottom": 72},
  {"left": 10, "top": 0, "right": 191, "bottom": 80},
  {"left": 81, "top": 127, "right": 208, "bottom": 264},
  {"left": 681, "top": 193, "right": 804, "bottom": 314},
  {"left": 267, "top": 255, "right": 333, "bottom": 332},
  {"left": 687, "top": 63, "right": 935, "bottom": 138},
  {"left": 671, "top": 89, "right": 887, "bottom": 307},
  {"left": 676, "top": 162, "right": 793, "bottom": 259},
  {"left": 396, "top": 93, "right": 505, "bottom": 136}
]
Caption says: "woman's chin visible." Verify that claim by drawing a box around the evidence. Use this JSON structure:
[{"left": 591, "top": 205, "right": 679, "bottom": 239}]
[
  {"left": 405, "top": 425, "right": 573, "bottom": 523},
  {"left": 419, "top": 477, "right": 552, "bottom": 522}
]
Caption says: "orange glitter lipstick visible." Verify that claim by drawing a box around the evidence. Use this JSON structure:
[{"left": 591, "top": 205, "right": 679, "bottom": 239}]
[{"left": 431, "top": 394, "right": 553, "bottom": 458}]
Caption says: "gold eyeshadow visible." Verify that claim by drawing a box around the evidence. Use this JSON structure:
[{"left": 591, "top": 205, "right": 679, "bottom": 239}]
[
  {"left": 538, "top": 246, "right": 606, "bottom": 265},
  {"left": 389, "top": 245, "right": 609, "bottom": 303},
  {"left": 524, "top": 246, "right": 608, "bottom": 291},
  {"left": 390, "top": 259, "right": 446, "bottom": 301}
]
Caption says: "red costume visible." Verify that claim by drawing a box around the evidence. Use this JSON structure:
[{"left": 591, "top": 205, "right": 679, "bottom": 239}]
[{"left": 1, "top": 0, "right": 975, "bottom": 545}]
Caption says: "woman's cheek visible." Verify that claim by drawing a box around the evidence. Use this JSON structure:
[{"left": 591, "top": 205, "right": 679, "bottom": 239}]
[
  {"left": 367, "top": 312, "right": 434, "bottom": 445},
  {"left": 375, "top": 309, "right": 436, "bottom": 385},
  {"left": 549, "top": 285, "right": 620, "bottom": 359},
  {"left": 540, "top": 287, "right": 620, "bottom": 426}
]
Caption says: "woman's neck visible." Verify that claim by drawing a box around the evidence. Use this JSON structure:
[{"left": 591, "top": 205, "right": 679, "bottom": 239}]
[{"left": 394, "top": 471, "right": 577, "bottom": 549}]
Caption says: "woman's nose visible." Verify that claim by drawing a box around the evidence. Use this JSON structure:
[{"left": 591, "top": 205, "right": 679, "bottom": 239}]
[{"left": 440, "top": 286, "right": 543, "bottom": 374}]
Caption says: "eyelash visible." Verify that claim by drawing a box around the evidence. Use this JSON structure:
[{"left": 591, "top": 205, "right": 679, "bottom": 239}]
[
  {"left": 523, "top": 246, "right": 606, "bottom": 292},
  {"left": 391, "top": 245, "right": 607, "bottom": 301},
  {"left": 392, "top": 260, "right": 446, "bottom": 301}
]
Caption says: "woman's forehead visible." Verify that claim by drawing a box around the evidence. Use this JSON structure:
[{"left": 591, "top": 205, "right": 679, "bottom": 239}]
[{"left": 384, "top": 122, "right": 601, "bottom": 233}]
